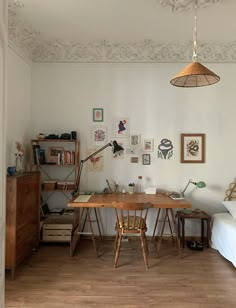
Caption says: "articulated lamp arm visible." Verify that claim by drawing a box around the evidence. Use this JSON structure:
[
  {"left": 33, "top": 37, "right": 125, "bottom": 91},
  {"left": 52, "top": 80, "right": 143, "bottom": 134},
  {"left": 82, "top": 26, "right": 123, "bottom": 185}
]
[{"left": 72, "top": 140, "right": 123, "bottom": 196}]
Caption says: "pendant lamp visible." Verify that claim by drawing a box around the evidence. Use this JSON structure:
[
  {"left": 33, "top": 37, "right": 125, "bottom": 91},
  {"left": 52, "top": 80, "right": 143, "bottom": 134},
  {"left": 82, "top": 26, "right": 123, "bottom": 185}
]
[{"left": 170, "top": 0, "right": 220, "bottom": 87}]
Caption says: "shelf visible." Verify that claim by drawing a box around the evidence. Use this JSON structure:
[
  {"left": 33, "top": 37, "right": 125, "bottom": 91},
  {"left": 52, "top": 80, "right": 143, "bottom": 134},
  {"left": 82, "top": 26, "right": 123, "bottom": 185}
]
[
  {"left": 42, "top": 189, "right": 74, "bottom": 192},
  {"left": 32, "top": 139, "right": 78, "bottom": 143}
]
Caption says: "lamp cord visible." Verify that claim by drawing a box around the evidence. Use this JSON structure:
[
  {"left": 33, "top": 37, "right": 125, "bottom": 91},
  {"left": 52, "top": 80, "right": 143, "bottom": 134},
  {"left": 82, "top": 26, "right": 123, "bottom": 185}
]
[{"left": 192, "top": 0, "right": 198, "bottom": 62}]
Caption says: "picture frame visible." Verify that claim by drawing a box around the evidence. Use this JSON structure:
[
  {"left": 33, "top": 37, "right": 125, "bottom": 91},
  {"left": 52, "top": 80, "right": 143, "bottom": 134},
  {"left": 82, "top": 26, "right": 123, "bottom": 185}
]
[
  {"left": 142, "top": 153, "right": 151, "bottom": 165},
  {"left": 143, "top": 138, "right": 154, "bottom": 152},
  {"left": 130, "top": 134, "right": 141, "bottom": 147},
  {"left": 91, "top": 126, "right": 107, "bottom": 146},
  {"left": 93, "top": 108, "right": 103, "bottom": 122},
  {"left": 114, "top": 118, "right": 130, "bottom": 137},
  {"left": 131, "top": 157, "right": 139, "bottom": 163},
  {"left": 47, "top": 147, "right": 64, "bottom": 163},
  {"left": 181, "top": 133, "right": 205, "bottom": 163}
]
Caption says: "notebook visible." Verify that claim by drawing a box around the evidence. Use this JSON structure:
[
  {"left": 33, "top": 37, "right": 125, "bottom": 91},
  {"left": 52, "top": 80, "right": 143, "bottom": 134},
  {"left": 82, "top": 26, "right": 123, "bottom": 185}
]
[{"left": 74, "top": 195, "right": 92, "bottom": 202}]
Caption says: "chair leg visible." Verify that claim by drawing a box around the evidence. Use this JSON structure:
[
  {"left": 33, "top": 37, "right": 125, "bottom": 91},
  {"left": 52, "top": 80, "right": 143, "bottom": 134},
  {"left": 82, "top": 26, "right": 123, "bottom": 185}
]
[
  {"left": 114, "top": 228, "right": 119, "bottom": 253},
  {"left": 114, "top": 231, "right": 122, "bottom": 268},
  {"left": 140, "top": 233, "right": 149, "bottom": 270},
  {"left": 143, "top": 232, "right": 149, "bottom": 256}
]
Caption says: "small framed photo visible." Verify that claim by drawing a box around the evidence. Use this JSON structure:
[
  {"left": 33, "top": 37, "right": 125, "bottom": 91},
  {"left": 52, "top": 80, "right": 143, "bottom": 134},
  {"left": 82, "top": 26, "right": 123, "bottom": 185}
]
[
  {"left": 181, "top": 133, "right": 205, "bottom": 163},
  {"left": 48, "top": 147, "right": 64, "bottom": 163},
  {"left": 131, "top": 157, "right": 139, "bottom": 163},
  {"left": 143, "top": 138, "right": 154, "bottom": 152},
  {"left": 142, "top": 154, "right": 151, "bottom": 165},
  {"left": 93, "top": 108, "right": 103, "bottom": 122}
]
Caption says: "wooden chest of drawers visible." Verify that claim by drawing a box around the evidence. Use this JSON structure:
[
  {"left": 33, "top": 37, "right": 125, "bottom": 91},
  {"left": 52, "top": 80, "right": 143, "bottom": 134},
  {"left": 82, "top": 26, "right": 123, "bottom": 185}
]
[{"left": 5, "top": 172, "right": 41, "bottom": 279}]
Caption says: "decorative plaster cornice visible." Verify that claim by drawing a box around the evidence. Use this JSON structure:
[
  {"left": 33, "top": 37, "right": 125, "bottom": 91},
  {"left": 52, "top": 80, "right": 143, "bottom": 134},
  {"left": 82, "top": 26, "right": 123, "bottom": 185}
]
[
  {"left": 30, "top": 39, "right": 236, "bottom": 63},
  {"left": 8, "top": 0, "right": 236, "bottom": 63},
  {"left": 160, "top": 0, "right": 221, "bottom": 11}
]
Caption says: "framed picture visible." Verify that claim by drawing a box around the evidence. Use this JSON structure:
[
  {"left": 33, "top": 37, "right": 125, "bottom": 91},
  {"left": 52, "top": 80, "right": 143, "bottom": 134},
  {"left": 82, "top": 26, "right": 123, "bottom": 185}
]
[
  {"left": 48, "top": 147, "right": 64, "bottom": 163},
  {"left": 91, "top": 126, "right": 107, "bottom": 146},
  {"left": 131, "top": 157, "right": 139, "bottom": 163},
  {"left": 130, "top": 134, "right": 141, "bottom": 147},
  {"left": 143, "top": 138, "right": 154, "bottom": 152},
  {"left": 93, "top": 108, "right": 103, "bottom": 122},
  {"left": 142, "top": 154, "right": 151, "bottom": 165},
  {"left": 181, "top": 133, "right": 205, "bottom": 163},
  {"left": 114, "top": 118, "right": 130, "bottom": 137}
]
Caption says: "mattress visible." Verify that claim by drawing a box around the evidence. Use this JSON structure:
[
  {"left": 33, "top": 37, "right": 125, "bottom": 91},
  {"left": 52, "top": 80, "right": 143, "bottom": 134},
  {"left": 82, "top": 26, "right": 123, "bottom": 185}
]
[{"left": 211, "top": 213, "right": 236, "bottom": 267}]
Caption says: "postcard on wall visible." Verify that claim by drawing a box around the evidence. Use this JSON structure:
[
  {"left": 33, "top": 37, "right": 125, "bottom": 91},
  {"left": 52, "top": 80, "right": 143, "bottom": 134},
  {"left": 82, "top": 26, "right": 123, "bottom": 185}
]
[
  {"left": 87, "top": 148, "right": 104, "bottom": 172},
  {"left": 143, "top": 138, "right": 154, "bottom": 152},
  {"left": 91, "top": 126, "right": 107, "bottom": 146},
  {"left": 130, "top": 134, "right": 141, "bottom": 147},
  {"left": 157, "top": 138, "right": 174, "bottom": 160},
  {"left": 114, "top": 118, "right": 130, "bottom": 137}
]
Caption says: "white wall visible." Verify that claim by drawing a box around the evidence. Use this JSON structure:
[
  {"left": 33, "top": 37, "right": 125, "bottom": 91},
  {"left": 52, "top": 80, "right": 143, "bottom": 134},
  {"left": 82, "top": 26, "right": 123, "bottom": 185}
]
[
  {"left": 31, "top": 62, "right": 235, "bottom": 235},
  {"left": 7, "top": 47, "right": 32, "bottom": 169}
]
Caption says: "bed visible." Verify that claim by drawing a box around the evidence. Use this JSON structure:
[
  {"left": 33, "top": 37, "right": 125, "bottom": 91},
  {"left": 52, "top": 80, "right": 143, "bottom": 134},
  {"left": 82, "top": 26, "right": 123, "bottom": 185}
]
[{"left": 211, "top": 181, "right": 236, "bottom": 267}]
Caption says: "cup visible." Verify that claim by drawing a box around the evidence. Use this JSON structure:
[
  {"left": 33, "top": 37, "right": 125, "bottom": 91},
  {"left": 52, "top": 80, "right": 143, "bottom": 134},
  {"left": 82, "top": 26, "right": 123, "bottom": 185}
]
[{"left": 7, "top": 166, "right": 16, "bottom": 176}]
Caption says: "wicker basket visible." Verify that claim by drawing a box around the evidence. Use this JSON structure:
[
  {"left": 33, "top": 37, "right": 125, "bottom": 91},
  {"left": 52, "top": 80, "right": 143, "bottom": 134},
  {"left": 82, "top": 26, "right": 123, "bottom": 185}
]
[
  {"left": 57, "top": 181, "right": 75, "bottom": 191},
  {"left": 43, "top": 180, "right": 57, "bottom": 190}
]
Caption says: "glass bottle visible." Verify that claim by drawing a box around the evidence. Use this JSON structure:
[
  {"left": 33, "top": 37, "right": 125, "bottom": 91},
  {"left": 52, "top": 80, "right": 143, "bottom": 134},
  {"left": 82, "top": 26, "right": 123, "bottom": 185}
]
[{"left": 136, "top": 176, "right": 143, "bottom": 193}]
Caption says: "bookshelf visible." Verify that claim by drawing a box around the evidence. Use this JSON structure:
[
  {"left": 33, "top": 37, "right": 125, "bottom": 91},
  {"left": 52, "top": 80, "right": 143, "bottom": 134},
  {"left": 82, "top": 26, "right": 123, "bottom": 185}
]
[{"left": 30, "top": 138, "right": 80, "bottom": 206}]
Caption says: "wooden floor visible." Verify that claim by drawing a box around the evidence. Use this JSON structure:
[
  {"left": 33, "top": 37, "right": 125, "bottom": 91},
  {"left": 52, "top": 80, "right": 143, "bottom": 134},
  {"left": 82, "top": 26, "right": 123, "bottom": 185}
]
[{"left": 5, "top": 239, "right": 236, "bottom": 308}]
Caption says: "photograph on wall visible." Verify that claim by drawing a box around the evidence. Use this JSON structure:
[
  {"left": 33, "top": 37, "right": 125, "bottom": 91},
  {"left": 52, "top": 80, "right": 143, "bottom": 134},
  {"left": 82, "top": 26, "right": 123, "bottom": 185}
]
[
  {"left": 112, "top": 140, "right": 125, "bottom": 159},
  {"left": 130, "top": 134, "right": 141, "bottom": 147},
  {"left": 181, "top": 133, "right": 205, "bottom": 163},
  {"left": 114, "top": 118, "right": 130, "bottom": 137},
  {"left": 87, "top": 148, "right": 104, "bottom": 172},
  {"left": 91, "top": 126, "right": 107, "bottom": 146},
  {"left": 93, "top": 108, "right": 103, "bottom": 122},
  {"left": 157, "top": 138, "right": 174, "bottom": 160},
  {"left": 142, "top": 153, "right": 151, "bottom": 165},
  {"left": 143, "top": 138, "right": 154, "bottom": 152},
  {"left": 131, "top": 157, "right": 139, "bottom": 163}
]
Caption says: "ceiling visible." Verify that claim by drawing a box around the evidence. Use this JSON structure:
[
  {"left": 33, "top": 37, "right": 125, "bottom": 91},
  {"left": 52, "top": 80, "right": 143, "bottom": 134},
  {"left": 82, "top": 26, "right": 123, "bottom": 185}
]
[{"left": 8, "top": 0, "right": 236, "bottom": 62}]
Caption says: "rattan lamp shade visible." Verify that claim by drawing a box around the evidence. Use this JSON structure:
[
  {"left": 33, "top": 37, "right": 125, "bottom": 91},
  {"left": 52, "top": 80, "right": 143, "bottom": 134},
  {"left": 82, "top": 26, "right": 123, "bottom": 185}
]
[{"left": 170, "top": 62, "right": 220, "bottom": 87}]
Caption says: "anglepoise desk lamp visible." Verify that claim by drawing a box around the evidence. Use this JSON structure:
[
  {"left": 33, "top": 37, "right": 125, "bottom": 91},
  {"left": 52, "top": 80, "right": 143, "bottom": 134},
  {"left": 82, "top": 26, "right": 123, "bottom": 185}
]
[
  {"left": 72, "top": 140, "right": 124, "bottom": 196},
  {"left": 180, "top": 179, "right": 206, "bottom": 198}
]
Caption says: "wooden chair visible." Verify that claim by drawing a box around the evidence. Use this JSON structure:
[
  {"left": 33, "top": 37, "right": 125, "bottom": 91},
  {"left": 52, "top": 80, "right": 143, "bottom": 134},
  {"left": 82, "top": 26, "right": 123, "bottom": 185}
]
[{"left": 112, "top": 202, "right": 153, "bottom": 269}]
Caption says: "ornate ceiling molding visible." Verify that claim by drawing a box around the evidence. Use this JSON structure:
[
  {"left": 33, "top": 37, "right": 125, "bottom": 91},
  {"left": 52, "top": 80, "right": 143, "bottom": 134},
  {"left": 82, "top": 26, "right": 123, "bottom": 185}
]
[
  {"left": 31, "top": 39, "right": 236, "bottom": 63},
  {"left": 8, "top": 0, "right": 236, "bottom": 63},
  {"left": 160, "top": 0, "right": 221, "bottom": 11}
]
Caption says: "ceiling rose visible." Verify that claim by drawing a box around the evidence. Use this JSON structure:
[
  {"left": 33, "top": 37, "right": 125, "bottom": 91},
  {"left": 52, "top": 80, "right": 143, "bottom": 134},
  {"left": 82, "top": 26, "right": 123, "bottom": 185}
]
[{"left": 160, "top": 0, "right": 221, "bottom": 11}]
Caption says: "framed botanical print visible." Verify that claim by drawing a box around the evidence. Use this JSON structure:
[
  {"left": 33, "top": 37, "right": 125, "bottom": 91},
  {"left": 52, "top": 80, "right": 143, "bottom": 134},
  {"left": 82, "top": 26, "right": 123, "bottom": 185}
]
[
  {"left": 181, "top": 133, "right": 205, "bottom": 163},
  {"left": 91, "top": 126, "right": 107, "bottom": 146}
]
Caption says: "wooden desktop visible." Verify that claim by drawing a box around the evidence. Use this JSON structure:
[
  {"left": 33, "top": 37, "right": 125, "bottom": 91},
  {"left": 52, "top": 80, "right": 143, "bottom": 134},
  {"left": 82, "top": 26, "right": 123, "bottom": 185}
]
[{"left": 67, "top": 193, "right": 191, "bottom": 256}]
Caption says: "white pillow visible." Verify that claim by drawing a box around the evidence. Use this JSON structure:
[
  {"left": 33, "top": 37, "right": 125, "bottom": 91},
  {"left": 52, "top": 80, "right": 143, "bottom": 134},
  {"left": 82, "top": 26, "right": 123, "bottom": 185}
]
[{"left": 222, "top": 201, "right": 236, "bottom": 219}]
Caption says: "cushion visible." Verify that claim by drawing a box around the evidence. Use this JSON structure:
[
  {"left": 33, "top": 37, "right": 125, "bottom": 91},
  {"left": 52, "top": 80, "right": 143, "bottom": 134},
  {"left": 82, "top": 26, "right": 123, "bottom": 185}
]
[{"left": 222, "top": 201, "right": 236, "bottom": 219}]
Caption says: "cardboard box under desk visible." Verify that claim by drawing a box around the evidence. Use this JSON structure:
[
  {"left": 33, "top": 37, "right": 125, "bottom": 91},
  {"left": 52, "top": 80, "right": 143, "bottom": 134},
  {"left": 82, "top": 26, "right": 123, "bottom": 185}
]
[{"left": 42, "top": 215, "right": 74, "bottom": 242}]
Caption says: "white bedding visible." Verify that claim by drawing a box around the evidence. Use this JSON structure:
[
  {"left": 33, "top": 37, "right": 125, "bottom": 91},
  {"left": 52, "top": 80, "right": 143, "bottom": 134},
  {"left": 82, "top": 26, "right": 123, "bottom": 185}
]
[{"left": 211, "top": 213, "right": 236, "bottom": 267}]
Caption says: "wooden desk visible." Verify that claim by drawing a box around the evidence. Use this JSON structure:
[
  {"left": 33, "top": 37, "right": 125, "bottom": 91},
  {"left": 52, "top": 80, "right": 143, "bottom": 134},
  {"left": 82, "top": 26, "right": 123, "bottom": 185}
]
[{"left": 68, "top": 193, "right": 191, "bottom": 256}]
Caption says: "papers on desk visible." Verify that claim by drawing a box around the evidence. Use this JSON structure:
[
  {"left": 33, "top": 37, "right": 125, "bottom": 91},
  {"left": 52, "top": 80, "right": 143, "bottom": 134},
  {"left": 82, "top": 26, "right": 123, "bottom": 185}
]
[{"left": 74, "top": 195, "right": 91, "bottom": 202}]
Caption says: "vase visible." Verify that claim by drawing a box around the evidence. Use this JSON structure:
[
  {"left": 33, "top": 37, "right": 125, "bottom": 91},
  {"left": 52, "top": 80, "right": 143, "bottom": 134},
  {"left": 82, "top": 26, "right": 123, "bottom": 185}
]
[{"left": 16, "top": 157, "right": 24, "bottom": 173}]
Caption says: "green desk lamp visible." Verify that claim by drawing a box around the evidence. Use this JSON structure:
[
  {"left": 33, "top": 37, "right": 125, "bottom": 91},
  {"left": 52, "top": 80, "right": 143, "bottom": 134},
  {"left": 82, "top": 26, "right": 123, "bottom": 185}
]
[{"left": 180, "top": 179, "right": 206, "bottom": 214}]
